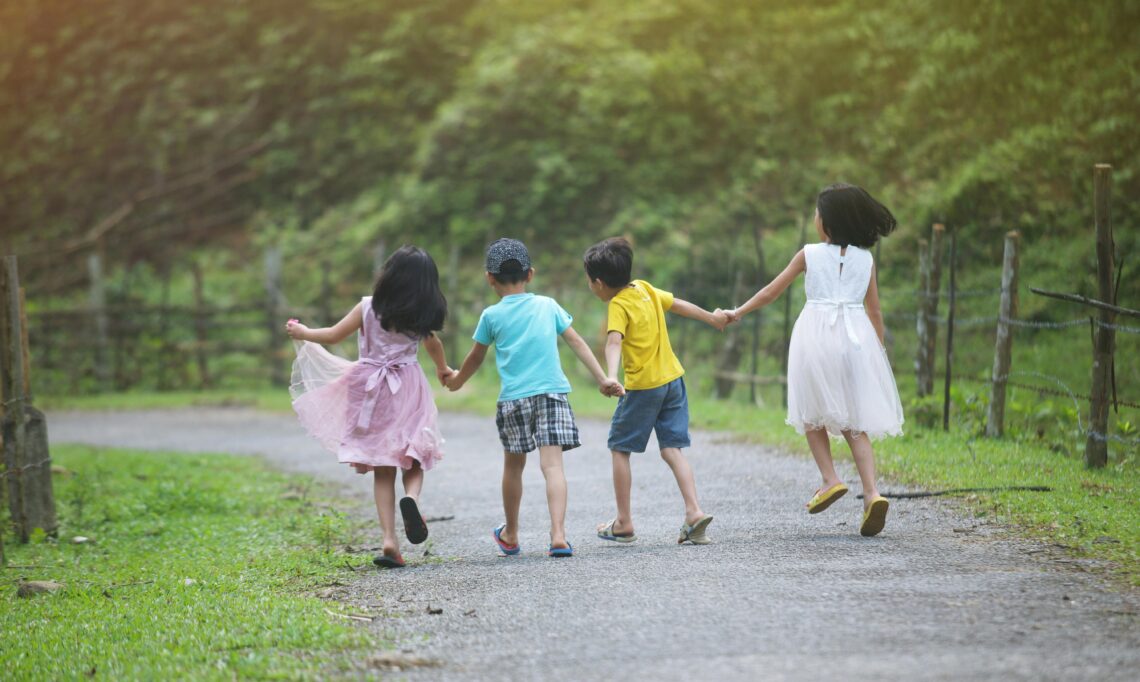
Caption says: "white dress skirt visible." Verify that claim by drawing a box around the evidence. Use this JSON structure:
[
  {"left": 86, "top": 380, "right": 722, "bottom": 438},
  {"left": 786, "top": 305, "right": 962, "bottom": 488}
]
[{"left": 786, "top": 243, "right": 904, "bottom": 439}]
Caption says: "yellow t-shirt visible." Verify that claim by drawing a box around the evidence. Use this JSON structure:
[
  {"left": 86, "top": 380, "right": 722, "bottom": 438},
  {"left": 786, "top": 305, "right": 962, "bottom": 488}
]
[{"left": 607, "top": 280, "right": 684, "bottom": 390}]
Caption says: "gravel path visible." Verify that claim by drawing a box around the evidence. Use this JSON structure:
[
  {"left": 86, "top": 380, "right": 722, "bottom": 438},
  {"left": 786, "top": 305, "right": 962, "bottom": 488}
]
[{"left": 48, "top": 408, "right": 1139, "bottom": 681}]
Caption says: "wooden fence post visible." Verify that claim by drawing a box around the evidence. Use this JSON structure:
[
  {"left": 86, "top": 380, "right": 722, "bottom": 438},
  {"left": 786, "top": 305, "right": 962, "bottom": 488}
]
[
  {"left": 264, "top": 246, "right": 286, "bottom": 387},
  {"left": 0, "top": 256, "right": 56, "bottom": 540},
  {"left": 942, "top": 228, "right": 956, "bottom": 431},
  {"left": 191, "top": 262, "right": 212, "bottom": 388},
  {"left": 1, "top": 256, "right": 28, "bottom": 542},
  {"left": 1086, "top": 164, "right": 1115, "bottom": 468},
  {"left": 715, "top": 270, "right": 745, "bottom": 399},
  {"left": 985, "top": 231, "right": 1020, "bottom": 437},
  {"left": 87, "top": 251, "right": 111, "bottom": 390},
  {"left": 916, "top": 224, "right": 945, "bottom": 397}
]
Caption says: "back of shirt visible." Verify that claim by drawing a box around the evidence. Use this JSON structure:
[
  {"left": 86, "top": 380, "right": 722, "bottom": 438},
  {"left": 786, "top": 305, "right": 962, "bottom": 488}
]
[
  {"left": 607, "top": 280, "right": 684, "bottom": 390},
  {"left": 473, "top": 293, "right": 573, "bottom": 401}
]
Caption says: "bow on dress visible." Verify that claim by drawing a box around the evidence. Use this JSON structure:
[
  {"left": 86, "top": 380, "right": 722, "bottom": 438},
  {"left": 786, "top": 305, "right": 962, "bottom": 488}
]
[
  {"left": 355, "top": 356, "right": 415, "bottom": 430},
  {"left": 808, "top": 299, "right": 864, "bottom": 350}
]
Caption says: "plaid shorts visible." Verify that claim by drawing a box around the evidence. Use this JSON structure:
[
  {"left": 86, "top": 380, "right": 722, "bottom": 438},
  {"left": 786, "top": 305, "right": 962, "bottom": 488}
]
[{"left": 495, "top": 393, "right": 581, "bottom": 454}]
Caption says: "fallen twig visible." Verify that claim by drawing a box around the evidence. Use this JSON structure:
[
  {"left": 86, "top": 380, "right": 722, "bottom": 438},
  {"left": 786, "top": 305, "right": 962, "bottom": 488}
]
[
  {"left": 325, "top": 608, "right": 374, "bottom": 622},
  {"left": 858, "top": 485, "right": 1052, "bottom": 499}
]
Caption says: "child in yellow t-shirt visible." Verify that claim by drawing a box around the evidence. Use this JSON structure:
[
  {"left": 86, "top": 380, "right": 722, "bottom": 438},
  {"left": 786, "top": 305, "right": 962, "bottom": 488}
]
[{"left": 584, "top": 237, "right": 727, "bottom": 545}]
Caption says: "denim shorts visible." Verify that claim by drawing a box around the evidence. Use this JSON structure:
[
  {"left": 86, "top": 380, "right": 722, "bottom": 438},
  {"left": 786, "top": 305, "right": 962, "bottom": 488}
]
[
  {"left": 607, "top": 377, "right": 691, "bottom": 453},
  {"left": 495, "top": 393, "right": 581, "bottom": 454}
]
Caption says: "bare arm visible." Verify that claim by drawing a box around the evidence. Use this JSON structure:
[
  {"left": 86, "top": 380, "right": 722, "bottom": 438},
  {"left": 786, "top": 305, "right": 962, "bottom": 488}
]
[
  {"left": 285, "top": 303, "right": 363, "bottom": 345},
  {"left": 864, "top": 263, "right": 885, "bottom": 344},
  {"left": 669, "top": 298, "right": 727, "bottom": 331},
  {"left": 562, "top": 326, "right": 625, "bottom": 396},
  {"left": 604, "top": 331, "right": 623, "bottom": 381},
  {"left": 446, "top": 342, "right": 489, "bottom": 391},
  {"left": 421, "top": 333, "right": 456, "bottom": 385},
  {"left": 732, "top": 249, "right": 806, "bottom": 319}
]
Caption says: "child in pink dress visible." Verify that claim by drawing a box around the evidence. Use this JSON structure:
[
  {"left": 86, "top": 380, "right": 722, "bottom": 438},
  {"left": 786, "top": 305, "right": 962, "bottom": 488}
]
[{"left": 286, "top": 246, "right": 455, "bottom": 568}]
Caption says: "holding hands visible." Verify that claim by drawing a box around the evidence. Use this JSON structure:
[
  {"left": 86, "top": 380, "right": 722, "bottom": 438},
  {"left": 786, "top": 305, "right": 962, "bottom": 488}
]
[
  {"left": 599, "top": 377, "right": 625, "bottom": 398},
  {"left": 714, "top": 308, "right": 741, "bottom": 326},
  {"left": 436, "top": 365, "right": 458, "bottom": 387}
]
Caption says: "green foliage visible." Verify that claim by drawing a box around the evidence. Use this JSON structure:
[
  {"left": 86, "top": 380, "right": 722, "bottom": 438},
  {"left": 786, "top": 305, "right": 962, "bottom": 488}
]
[{"left": 0, "top": 446, "right": 375, "bottom": 679}]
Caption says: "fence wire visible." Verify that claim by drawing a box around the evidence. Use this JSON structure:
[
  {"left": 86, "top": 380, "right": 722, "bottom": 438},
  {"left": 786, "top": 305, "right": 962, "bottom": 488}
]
[{"left": 957, "top": 370, "right": 1140, "bottom": 446}]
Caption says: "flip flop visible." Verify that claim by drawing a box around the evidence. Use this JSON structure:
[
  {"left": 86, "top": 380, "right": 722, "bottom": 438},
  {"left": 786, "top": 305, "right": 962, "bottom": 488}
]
[
  {"left": 493, "top": 524, "right": 520, "bottom": 556},
  {"left": 399, "top": 496, "right": 429, "bottom": 545},
  {"left": 373, "top": 552, "right": 405, "bottom": 569},
  {"left": 547, "top": 542, "right": 573, "bottom": 558},
  {"left": 807, "top": 482, "right": 848, "bottom": 514},
  {"left": 596, "top": 519, "right": 637, "bottom": 543},
  {"left": 677, "top": 514, "right": 714, "bottom": 545},
  {"left": 860, "top": 496, "right": 889, "bottom": 537}
]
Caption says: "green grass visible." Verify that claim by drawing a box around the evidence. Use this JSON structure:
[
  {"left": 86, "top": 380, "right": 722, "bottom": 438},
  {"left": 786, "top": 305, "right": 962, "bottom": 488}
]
[{"left": 0, "top": 445, "right": 378, "bottom": 680}]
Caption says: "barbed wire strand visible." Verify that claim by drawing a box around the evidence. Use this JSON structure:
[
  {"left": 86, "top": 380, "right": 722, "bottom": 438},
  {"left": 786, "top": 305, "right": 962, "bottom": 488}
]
[{"left": 957, "top": 371, "right": 1140, "bottom": 444}]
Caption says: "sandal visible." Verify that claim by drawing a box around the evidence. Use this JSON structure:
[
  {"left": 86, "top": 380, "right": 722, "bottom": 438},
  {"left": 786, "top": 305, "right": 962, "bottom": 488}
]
[
  {"left": 806, "top": 482, "right": 848, "bottom": 514},
  {"left": 493, "top": 524, "right": 520, "bottom": 556},
  {"left": 860, "top": 496, "right": 889, "bottom": 537},
  {"left": 399, "top": 496, "right": 429, "bottom": 545},
  {"left": 548, "top": 542, "right": 573, "bottom": 558},
  {"left": 373, "top": 552, "right": 405, "bottom": 569},
  {"left": 677, "top": 514, "right": 714, "bottom": 545},
  {"left": 596, "top": 519, "right": 637, "bottom": 543}
]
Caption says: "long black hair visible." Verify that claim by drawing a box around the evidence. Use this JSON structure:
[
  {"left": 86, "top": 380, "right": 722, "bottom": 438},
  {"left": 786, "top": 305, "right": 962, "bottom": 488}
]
[
  {"left": 816, "top": 183, "right": 897, "bottom": 248},
  {"left": 371, "top": 246, "right": 447, "bottom": 337}
]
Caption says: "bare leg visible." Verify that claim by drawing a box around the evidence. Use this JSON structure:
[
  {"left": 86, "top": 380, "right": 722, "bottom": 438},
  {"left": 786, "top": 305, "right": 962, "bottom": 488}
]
[
  {"left": 401, "top": 461, "right": 424, "bottom": 501},
  {"left": 500, "top": 452, "right": 526, "bottom": 546},
  {"left": 806, "top": 428, "right": 843, "bottom": 492},
  {"left": 659, "top": 447, "right": 705, "bottom": 525},
  {"left": 372, "top": 467, "right": 400, "bottom": 557},
  {"left": 842, "top": 431, "right": 880, "bottom": 510},
  {"left": 538, "top": 445, "right": 568, "bottom": 548},
  {"left": 597, "top": 450, "right": 635, "bottom": 536}
]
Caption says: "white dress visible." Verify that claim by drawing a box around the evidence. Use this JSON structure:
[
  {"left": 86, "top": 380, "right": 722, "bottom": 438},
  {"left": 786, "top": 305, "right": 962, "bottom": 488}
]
[{"left": 785, "top": 243, "right": 904, "bottom": 439}]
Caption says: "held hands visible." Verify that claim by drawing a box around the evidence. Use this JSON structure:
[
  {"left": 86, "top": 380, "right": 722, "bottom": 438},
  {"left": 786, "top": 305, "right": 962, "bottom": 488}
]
[
  {"left": 285, "top": 318, "right": 310, "bottom": 340},
  {"left": 436, "top": 365, "right": 459, "bottom": 389},
  {"left": 714, "top": 308, "right": 741, "bottom": 327},
  {"left": 598, "top": 377, "right": 625, "bottom": 398},
  {"left": 709, "top": 309, "right": 730, "bottom": 332}
]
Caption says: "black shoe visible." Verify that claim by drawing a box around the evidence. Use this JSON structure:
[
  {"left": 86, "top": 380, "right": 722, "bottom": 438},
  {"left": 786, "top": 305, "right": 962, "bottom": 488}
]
[{"left": 399, "top": 496, "right": 429, "bottom": 544}]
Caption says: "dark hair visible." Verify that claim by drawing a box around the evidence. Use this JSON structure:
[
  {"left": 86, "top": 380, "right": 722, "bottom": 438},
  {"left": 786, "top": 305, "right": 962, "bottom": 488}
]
[
  {"left": 583, "top": 237, "right": 633, "bottom": 288},
  {"left": 816, "top": 183, "right": 897, "bottom": 248},
  {"left": 371, "top": 245, "right": 447, "bottom": 337},
  {"left": 490, "top": 259, "right": 529, "bottom": 285}
]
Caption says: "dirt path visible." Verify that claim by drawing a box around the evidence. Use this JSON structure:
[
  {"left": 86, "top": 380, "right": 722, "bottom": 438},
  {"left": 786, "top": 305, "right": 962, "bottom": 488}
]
[{"left": 48, "top": 408, "right": 1139, "bottom": 681}]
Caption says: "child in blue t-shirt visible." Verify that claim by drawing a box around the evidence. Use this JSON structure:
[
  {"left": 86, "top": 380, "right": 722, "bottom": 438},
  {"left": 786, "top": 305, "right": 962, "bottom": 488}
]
[{"left": 446, "top": 238, "right": 623, "bottom": 558}]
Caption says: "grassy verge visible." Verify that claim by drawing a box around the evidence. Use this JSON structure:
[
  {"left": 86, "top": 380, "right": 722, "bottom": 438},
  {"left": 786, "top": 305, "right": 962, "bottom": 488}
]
[
  {"left": 1, "top": 445, "right": 377, "bottom": 680},
  {"left": 39, "top": 364, "right": 1139, "bottom": 587}
]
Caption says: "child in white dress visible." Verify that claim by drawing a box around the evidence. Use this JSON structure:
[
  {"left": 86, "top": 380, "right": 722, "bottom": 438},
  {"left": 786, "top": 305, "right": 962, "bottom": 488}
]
[{"left": 722, "top": 183, "right": 903, "bottom": 536}]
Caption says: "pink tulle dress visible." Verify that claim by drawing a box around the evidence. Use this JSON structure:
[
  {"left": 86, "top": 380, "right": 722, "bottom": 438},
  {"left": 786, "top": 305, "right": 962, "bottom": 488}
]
[{"left": 290, "top": 297, "right": 443, "bottom": 473}]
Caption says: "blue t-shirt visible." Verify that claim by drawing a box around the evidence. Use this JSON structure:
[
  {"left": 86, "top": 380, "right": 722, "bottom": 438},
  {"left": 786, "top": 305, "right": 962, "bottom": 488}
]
[{"left": 473, "top": 293, "right": 573, "bottom": 401}]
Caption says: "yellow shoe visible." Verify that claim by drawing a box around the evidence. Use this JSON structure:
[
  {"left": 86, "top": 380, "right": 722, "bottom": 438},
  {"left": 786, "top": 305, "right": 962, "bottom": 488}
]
[
  {"left": 806, "top": 482, "right": 848, "bottom": 514},
  {"left": 860, "top": 496, "right": 890, "bottom": 537}
]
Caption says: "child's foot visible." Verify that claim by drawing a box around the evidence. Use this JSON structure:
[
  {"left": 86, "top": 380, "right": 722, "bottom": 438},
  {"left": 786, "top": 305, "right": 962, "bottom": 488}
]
[
  {"left": 806, "top": 482, "right": 849, "bottom": 514},
  {"left": 596, "top": 519, "right": 637, "bottom": 543},
  {"left": 373, "top": 546, "right": 405, "bottom": 569},
  {"left": 678, "top": 514, "right": 714, "bottom": 545},
  {"left": 493, "top": 523, "right": 520, "bottom": 556},
  {"left": 399, "top": 496, "right": 429, "bottom": 545},
  {"left": 860, "top": 496, "right": 889, "bottom": 537},
  {"left": 547, "top": 541, "right": 573, "bottom": 558}
]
